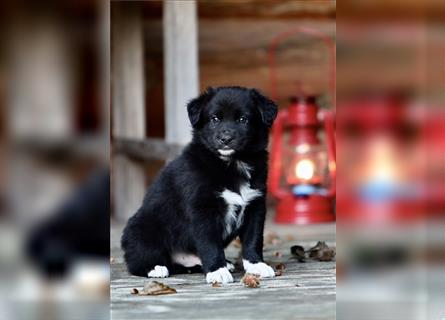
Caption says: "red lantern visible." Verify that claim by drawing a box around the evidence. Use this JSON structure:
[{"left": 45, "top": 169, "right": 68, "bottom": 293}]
[
  {"left": 268, "top": 96, "right": 336, "bottom": 224},
  {"left": 267, "top": 27, "right": 336, "bottom": 224},
  {"left": 336, "top": 93, "right": 425, "bottom": 224}
]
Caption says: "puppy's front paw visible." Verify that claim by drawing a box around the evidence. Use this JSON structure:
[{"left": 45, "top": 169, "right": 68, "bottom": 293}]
[
  {"left": 147, "top": 265, "right": 169, "bottom": 278},
  {"left": 242, "top": 260, "right": 275, "bottom": 278},
  {"left": 206, "top": 267, "right": 234, "bottom": 284}
]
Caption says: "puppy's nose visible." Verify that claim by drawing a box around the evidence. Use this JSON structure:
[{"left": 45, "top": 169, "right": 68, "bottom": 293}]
[{"left": 218, "top": 132, "right": 233, "bottom": 145}]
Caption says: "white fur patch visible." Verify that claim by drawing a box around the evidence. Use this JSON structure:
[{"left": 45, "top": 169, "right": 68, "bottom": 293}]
[
  {"left": 239, "top": 184, "right": 263, "bottom": 203},
  {"left": 147, "top": 265, "right": 169, "bottom": 278},
  {"left": 226, "top": 262, "right": 235, "bottom": 272},
  {"left": 236, "top": 161, "right": 253, "bottom": 179},
  {"left": 171, "top": 253, "right": 202, "bottom": 267},
  {"left": 206, "top": 267, "right": 234, "bottom": 284},
  {"left": 242, "top": 260, "right": 275, "bottom": 278},
  {"left": 220, "top": 183, "right": 262, "bottom": 236},
  {"left": 218, "top": 149, "right": 235, "bottom": 156}
]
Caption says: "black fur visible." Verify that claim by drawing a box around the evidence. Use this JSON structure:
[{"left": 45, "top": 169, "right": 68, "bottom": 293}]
[
  {"left": 26, "top": 170, "right": 110, "bottom": 278},
  {"left": 121, "top": 86, "right": 277, "bottom": 277}
]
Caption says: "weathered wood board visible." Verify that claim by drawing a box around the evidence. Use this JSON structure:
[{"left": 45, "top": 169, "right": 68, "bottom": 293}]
[{"left": 111, "top": 221, "right": 336, "bottom": 320}]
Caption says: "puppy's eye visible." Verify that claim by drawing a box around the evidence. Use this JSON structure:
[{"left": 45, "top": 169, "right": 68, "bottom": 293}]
[
  {"left": 237, "top": 116, "right": 248, "bottom": 124},
  {"left": 210, "top": 116, "right": 220, "bottom": 123}
]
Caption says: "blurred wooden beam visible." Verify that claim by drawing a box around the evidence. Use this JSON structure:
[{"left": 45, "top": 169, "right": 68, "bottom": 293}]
[
  {"left": 111, "top": 4, "right": 146, "bottom": 221},
  {"left": 111, "top": 4, "right": 145, "bottom": 139},
  {"left": 163, "top": 0, "right": 199, "bottom": 145},
  {"left": 113, "top": 138, "right": 183, "bottom": 162}
]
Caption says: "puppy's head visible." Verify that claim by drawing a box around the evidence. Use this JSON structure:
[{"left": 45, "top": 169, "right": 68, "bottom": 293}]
[{"left": 187, "top": 86, "right": 277, "bottom": 158}]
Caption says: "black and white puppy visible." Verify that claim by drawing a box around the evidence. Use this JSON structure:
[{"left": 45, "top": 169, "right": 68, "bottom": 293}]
[{"left": 121, "top": 86, "right": 278, "bottom": 284}]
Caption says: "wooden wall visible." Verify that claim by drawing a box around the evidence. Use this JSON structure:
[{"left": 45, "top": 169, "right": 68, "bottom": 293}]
[{"left": 142, "top": 0, "right": 336, "bottom": 139}]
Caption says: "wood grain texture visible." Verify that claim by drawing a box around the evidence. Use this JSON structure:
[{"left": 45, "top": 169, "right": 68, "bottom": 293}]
[
  {"left": 141, "top": 0, "right": 336, "bottom": 19},
  {"left": 143, "top": 18, "right": 335, "bottom": 108},
  {"left": 111, "top": 221, "right": 336, "bottom": 320}
]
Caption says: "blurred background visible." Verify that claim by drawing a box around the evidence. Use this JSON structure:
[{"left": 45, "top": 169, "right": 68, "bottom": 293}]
[
  {"left": 0, "top": 0, "right": 444, "bottom": 319},
  {"left": 0, "top": 1, "right": 109, "bottom": 319},
  {"left": 336, "top": 1, "right": 445, "bottom": 319}
]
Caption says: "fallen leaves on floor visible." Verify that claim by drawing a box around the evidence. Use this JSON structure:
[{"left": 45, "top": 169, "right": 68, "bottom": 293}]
[
  {"left": 241, "top": 273, "right": 261, "bottom": 288},
  {"left": 131, "top": 288, "right": 139, "bottom": 294},
  {"left": 211, "top": 281, "right": 221, "bottom": 288},
  {"left": 290, "top": 245, "right": 306, "bottom": 262},
  {"left": 274, "top": 263, "right": 286, "bottom": 276},
  {"left": 307, "top": 241, "right": 336, "bottom": 262},
  {"left": 275, "top": 263, "right": 286, "bottom": 271},
  {"left": 290, "top": 241, "right": 336, "bottom": 262},
  {"left": 130, "top": 281, "right": 177, "bottom": 296}
]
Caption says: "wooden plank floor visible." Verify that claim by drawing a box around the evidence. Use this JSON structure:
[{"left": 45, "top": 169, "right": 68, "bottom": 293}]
[{"left": 111, "top": 219, "right": 336, "bottom": 320}]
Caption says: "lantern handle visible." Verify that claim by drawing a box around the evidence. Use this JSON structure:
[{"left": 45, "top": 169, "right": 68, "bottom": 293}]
[{"left": 268, "top": 26, "right": 336, "bottom": 109}]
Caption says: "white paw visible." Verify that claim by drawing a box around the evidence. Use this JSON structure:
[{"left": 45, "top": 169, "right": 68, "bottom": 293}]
[
  {"left": 206, "top": 267, "right": 234, "bottom": 284},
  {"left": 242, "top": 260, "right": 275, "bottom": 278},
  {"left": 226, "top": 262, "right": 235, "bottom": 272},
  {"left": 147, "top": 265, "right": 169, "bottom": 278}
]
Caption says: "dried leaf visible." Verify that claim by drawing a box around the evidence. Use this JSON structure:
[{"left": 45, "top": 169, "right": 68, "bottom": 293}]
[
  {"left": 131, "top": 288, "right": 139, "bottom": 294},
  {"left": 275, "top": 263, "right": 286, "bottom": 271},
  {"left": 275, "top": 270, "right": 283, "bottom": 276},
  {"left": 290, "top": 242, "right": 336, "bottom": 262},
  {"left": 133, "top": 281, "right": 177, "bottom": 296},
  {"left": 241, "top": 273, "right": 260, "bottom": 288},
  {"left": 274, "top": 251, "right": 282, "bottom": 258},
  {"left": 313, "top": 247, "right": 336, "bottom": 261},
  {"left": 308, "top": 241, "right": 336, "bottom": 261},
  {"left": 290, "top": 245, "right": 306, "bottom": 262},
  {"left": 308, "top": 241, "right": 329, "bottom": 255},
  {"left": 211, "top": 281, "right": 221, "bottom": 288}
]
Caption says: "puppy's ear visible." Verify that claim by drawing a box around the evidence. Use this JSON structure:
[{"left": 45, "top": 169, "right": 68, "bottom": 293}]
[
  {"left": 187, "top": 87, "right": 216, "bottom": 128},
  {"left": 250, "top": 89, "right": 278, "bottom": 128}
]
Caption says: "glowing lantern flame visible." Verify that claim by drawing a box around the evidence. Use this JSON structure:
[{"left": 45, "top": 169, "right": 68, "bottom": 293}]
[{"left": 295, "top": 159, "right": 315, "bottom": 181}]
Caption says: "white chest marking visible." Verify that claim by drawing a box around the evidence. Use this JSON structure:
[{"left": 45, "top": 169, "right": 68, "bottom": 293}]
[{"left": 220, "top": 183, "right": 262, "bottom": 236}]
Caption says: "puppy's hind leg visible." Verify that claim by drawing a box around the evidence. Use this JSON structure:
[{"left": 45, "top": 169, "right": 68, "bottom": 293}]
[
  {"left": 123, "top": 242, "right": 171, "bottom": 278},
  {"left": 121, "top": 222, "right": 171, "bottom": 278}
]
